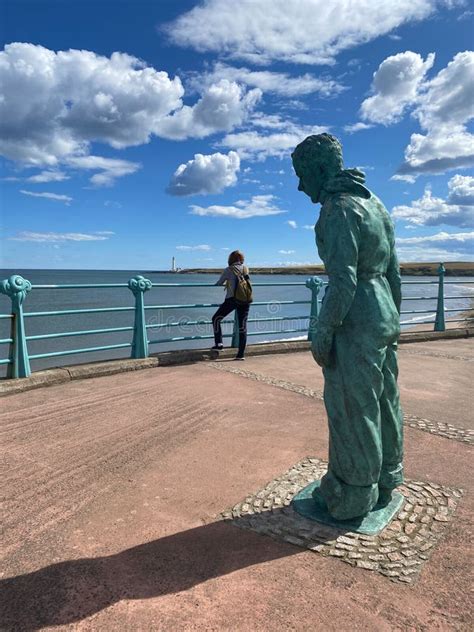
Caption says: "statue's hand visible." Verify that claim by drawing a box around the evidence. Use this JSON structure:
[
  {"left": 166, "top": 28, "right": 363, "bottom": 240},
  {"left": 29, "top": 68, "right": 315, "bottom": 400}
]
[{"left": 311, "top": 325, "right": 334, "bottom": 368}]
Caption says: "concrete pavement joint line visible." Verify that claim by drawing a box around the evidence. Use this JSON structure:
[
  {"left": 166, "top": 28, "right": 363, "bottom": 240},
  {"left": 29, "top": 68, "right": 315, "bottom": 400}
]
[
  {"left": 403, "top": 414, "right": 474, "bottom": 444},
  {"left": 209, "top": 364, "right": 474, "bottom": 445},
  {"left": 210, "top": 363, "right": 324, "bottom": 400},
  {"left": 222, "top": 457, "right": 463, "bottom": 585}
]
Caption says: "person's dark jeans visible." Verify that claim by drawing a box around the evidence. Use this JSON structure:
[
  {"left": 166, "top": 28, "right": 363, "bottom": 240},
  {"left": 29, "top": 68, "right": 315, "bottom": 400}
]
[{"left": 212, "top": 298, "right": 250, "bottom": 357}]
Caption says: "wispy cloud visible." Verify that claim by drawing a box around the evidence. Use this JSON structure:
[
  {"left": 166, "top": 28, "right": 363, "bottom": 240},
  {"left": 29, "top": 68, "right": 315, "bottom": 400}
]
[
  {"left": 104, "top": 200, "right": 123, "bottom": 209},
  {"left": 165, "top": 0, "right": 443, "bottom": 66},
  {"left": 188, "top": 62, "right": 345, "bottom": 98},
  {"left": 344, "top": 122, "right": 373, "bottom": 134},
  {"left": 287, "top": 220, "right": 297, "bottom": 229},
  {"left": 27, "top": 170, "right": 70, "bottom": 183},
  {"left": 176, "top": 244, "right": 212, "bottom": 251},
  {"left": 392, "top": 174, "right": 474, "bottom": 227},
  {"left": 66, "top": 156, "right": 140, "bottom": 187},
  {"left": 190, "top": 194, "right": 286, "bottom": 219},
  {"left": 396, "top": 231, "right": 474, "bottom": 261},
  {"left": 19, "top": 190, "right": 73, "bottom": 204},
  {"left": 9, "top": 231, "right": 113, "bottom": 242}
]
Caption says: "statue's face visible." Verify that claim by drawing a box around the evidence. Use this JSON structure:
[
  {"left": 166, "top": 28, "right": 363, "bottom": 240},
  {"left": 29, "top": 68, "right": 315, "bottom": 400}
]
[{"left": 293, "top": 161, "right": 324, "bottom": 204}]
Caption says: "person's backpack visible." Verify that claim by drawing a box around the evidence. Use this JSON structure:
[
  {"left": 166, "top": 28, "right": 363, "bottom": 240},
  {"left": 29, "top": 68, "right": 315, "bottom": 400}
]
[{"left": 232, "top": 265, "right": 253, "bottom": 305}]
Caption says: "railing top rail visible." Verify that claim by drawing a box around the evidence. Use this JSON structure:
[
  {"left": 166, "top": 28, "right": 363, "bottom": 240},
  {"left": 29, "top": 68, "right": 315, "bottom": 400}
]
[
  {"left": 31, "top": 283, "right": 129, "bottom": 289},
  {"left": 11, "top": 279, "right": 473, "bottom": 291},
  {"left": 26, "top": 281, "right": 316, "bottom": 290},
  {"left": 151, "top": 282, "right": 312, "bottom": 287}
]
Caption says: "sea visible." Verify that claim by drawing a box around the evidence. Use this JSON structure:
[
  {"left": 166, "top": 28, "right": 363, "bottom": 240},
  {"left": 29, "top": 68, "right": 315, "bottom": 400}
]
[{"left": 1, "top": 268, "right": 473, "bottom": 376}]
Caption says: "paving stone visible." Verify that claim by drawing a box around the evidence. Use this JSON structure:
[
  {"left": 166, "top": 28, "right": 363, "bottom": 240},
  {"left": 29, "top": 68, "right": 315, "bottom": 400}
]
[
  {"left": 337, "top": 535, "right": 359, "bottom": 545},
  {"left": 356, "top": 560, "right": 378, "bottom": 570},
  {"left": 335, "top": 543, "right": 354, "bottom": 551}
]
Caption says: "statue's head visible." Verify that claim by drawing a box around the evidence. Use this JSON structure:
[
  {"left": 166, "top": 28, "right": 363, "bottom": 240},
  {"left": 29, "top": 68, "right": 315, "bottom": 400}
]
[{"left": 291, "top": 133, "right": 343, "bottom": 203}]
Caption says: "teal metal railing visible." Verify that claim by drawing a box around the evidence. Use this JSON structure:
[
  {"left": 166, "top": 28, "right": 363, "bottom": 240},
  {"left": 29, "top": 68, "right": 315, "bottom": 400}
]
[{"left": 1, "top": 263, "right": 473, "bottom": 379}]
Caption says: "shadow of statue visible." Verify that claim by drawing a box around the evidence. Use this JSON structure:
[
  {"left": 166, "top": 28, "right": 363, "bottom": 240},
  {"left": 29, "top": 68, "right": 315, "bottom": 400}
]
[{"left": 1, "top": 513, "right": 326, "bottom": 630}]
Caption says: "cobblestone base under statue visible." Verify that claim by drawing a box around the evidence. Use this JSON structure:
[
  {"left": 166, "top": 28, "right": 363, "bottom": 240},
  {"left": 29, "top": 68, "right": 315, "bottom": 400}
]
[{"left": 221, "top": 457, "right": 462, "bottom": 584}]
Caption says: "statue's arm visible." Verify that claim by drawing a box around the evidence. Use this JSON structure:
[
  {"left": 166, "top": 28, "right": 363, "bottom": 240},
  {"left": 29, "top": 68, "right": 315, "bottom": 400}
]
[
  {"left": 318, "top": 204, "right": 360, "bottom": 330},
  {"left": 311, "top": 203, "right": 360, "bottom": 368},
  {"left": 386, "top": 230, "right": 402, "bottom": 314}
]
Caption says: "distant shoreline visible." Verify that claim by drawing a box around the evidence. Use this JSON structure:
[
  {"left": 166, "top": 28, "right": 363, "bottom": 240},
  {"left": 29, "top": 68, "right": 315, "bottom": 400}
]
[{"left": 164, "top": 262, "right": 474, "bottom": 277}]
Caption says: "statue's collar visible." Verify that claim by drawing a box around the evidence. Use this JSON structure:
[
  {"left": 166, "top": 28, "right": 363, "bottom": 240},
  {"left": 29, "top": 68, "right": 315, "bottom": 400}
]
[{"left": 321, "top": 168, "right": 371, "bottom": 202}]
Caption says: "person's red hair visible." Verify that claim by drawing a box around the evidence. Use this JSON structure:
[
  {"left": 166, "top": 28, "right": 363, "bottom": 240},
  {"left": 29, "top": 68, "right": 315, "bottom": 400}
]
[{"left": 228, "top": 250, "right": 244, "bottom": 265}]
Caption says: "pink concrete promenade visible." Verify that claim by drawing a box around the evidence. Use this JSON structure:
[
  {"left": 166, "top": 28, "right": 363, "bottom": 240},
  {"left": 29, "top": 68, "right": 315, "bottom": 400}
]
[{"left": 1, "top": 339, "right": 473, "bottom": 630}]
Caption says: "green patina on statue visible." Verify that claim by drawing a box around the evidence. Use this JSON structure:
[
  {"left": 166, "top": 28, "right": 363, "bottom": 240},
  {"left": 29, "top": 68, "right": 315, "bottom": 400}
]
[{"left": 292, "top": 133, "right": 404, "bottom": 525}]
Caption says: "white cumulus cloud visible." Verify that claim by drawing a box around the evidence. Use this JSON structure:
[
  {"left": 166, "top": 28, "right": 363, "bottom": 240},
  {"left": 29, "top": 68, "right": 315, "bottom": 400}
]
[
  {"left": 190, "top": 194, "right": 286, "bottom": 219},
  {"left": 287, "top": 220, "right": 298, "bottom": 228},
  {"left": 360, "top": 51, "right": 435, "bottom": 125},
  {"left": 447, "top": 174, "right": 474, "bottom": 205},
  {"left": 392, "top": 174, "right": 474, "bottom": 227},
  {"left": 165, "top": 0, "right": 445, "bottom": 66},
  {"left": 167, "top": 151, "right": 240, "bottom": 196},
  {"left": 0, "top": 43, "right": 184, "bottom": 167},
  {"left": 395, "top": 51, "right": 474, "bottom": 179},
  {"left": 155, "top": 80, "right": 261, "bottom": 140}
]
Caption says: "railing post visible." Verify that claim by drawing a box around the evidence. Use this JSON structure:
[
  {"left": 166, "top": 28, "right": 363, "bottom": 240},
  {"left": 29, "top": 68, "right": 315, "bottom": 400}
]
[
  {"left": 305, "top": 276, "right": 324, "bottom": 342},
  {"left": 434, "top": 262, "right": 446, "bottom": 332},
  {"left": 128, "top": 275, "right": 152, "bottom": 358},
  {"left": 231, "top": 312, "right": 239, "bottom": 348},
  {"left": 0, "top": 274, "right": 32, "bottom": 378}
]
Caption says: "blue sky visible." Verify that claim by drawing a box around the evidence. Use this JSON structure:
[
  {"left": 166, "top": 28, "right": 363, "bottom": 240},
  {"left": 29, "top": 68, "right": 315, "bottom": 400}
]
[{"left": 1, "top": 0, "right": 473, "bottom": 270}]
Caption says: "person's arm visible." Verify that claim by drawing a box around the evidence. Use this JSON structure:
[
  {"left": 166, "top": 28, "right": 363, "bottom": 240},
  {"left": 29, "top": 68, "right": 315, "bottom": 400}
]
[
  {"left": 313, "top": 200, "right": 361, "bottom": 367},
  {"left": 215, "top": 267, "right": 230, "bottom": 286}
]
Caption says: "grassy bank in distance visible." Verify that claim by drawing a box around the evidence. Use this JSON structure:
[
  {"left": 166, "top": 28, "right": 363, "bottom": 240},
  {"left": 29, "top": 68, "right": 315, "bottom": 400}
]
[{"left": 177, "top": 262, "right": 474, "bottom": 276}]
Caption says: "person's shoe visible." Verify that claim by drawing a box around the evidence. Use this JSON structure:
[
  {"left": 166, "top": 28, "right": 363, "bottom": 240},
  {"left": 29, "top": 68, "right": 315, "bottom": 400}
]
[
  {"left": 211, "top": 344, "right": 224, "bottom": 350},
  {"left": 234, "top": 355, "right": 245, "bottom": 361}
]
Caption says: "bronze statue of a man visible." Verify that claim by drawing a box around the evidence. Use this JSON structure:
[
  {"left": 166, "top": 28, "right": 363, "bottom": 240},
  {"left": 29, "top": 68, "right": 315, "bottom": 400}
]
[{"left": 292, "top": 133, "right": 403, "bottom": 520}]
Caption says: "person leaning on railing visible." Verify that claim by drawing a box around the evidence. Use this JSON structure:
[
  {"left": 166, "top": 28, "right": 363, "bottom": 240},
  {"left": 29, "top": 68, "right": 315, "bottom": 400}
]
[{"left": 212, "top": 250, "right": 251, "bottom": 360}]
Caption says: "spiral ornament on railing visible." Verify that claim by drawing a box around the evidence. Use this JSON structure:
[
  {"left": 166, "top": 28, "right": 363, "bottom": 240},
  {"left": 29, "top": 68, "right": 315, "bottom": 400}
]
[
  {"left": 127, "top": 275, "right": 152, "bottom": 295},
  {"left": 0, "top": 275, "right": 32, "bottom": 307}
]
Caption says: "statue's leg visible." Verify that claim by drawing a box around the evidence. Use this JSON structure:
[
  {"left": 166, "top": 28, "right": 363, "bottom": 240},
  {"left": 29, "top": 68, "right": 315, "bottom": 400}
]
[
  {"left": 379, "top": 342, "right": 404, "bottom": 502},
  {"left": 319, "top": 330, "right": 385, "bottom": 520}
]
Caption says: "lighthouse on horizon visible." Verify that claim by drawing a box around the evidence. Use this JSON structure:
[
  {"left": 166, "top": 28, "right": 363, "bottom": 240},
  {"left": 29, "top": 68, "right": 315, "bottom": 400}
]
[{"left": 171, "top": 256, "right": 176, "bottom": 272}]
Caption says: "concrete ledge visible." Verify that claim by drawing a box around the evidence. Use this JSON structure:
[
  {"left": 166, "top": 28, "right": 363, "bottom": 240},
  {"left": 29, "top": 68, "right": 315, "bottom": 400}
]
[
  {"left": 0, "top": 358, "right": 159, "bottom": 397},
  {"left": 0, "top": 368, "right": 71, "bottom": 396},
  {"left": 1, "top": 328, "right": 472, "bottom": 396},
  {"left": 399, "top": 328, "right": 473, "bottom": 344},
  {"left": 66, "top": 357, "right": 159, "bottom": 379}
]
